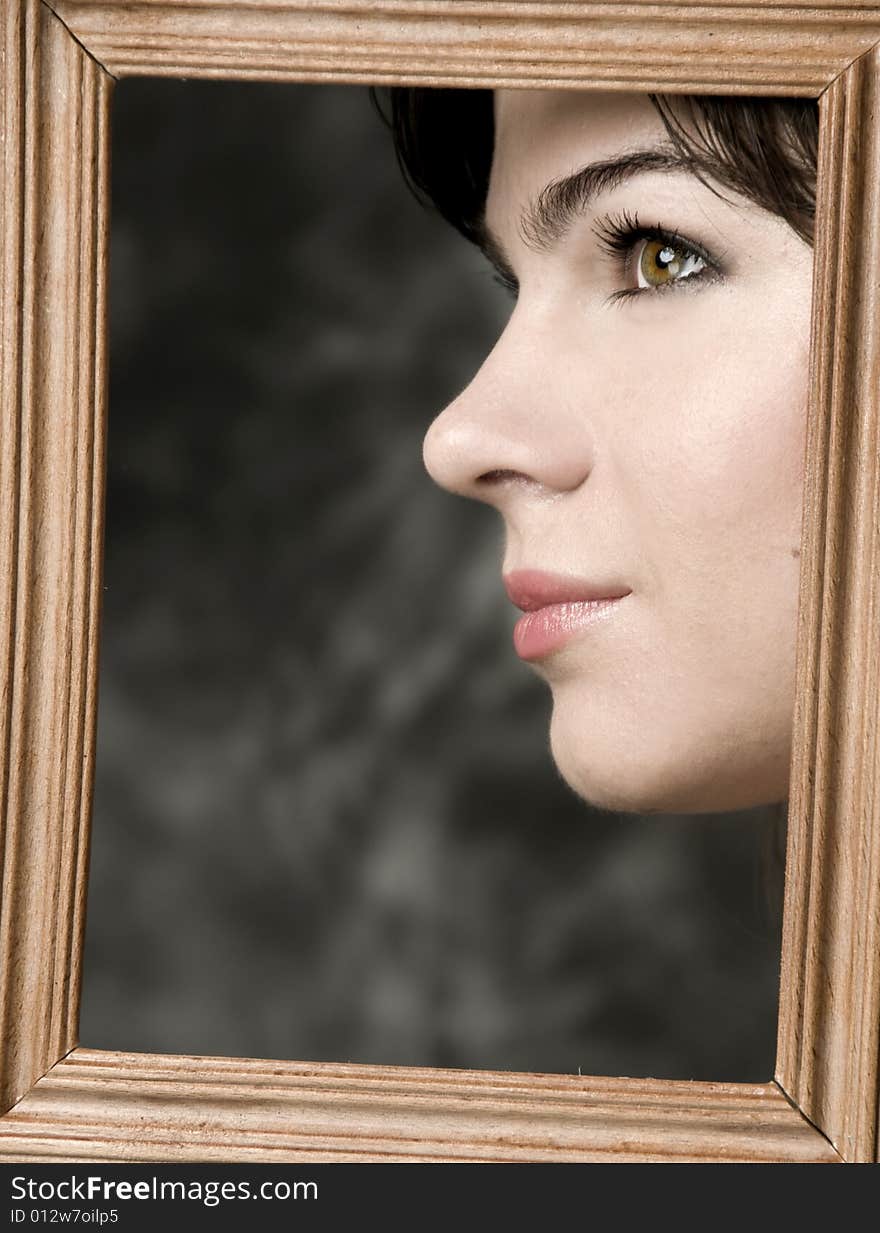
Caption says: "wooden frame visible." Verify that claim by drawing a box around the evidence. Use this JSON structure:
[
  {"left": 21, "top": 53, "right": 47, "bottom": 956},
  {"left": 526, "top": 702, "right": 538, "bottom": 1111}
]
[{"left": 1, "top": 0, "right": 879, "bottom": 1164}]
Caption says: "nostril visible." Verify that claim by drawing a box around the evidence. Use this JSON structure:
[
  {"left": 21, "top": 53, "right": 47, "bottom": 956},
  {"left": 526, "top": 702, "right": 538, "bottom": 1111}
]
[{"left": 477, "top": 468, "right": 533, "bottom": 487}]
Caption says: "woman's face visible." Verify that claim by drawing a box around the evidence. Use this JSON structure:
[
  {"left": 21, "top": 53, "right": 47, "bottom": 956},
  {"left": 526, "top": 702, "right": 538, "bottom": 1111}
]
[{"left": 422, "top": 90, "right": 814, "bottom": 815}]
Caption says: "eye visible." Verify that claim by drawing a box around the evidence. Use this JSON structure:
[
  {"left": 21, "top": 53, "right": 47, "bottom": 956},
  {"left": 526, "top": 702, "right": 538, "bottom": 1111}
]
[
  {"left": 592, "top": 208, "right": 722, "bottom": 302},
  {"left": 634, "top": 237, "right": 707, "bottom": 289}
]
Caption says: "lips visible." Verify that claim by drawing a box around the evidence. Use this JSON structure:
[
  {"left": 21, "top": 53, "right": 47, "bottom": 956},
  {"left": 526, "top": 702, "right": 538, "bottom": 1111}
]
[{"left": 503, "top": 569, "right": 631, "bottom": 661}]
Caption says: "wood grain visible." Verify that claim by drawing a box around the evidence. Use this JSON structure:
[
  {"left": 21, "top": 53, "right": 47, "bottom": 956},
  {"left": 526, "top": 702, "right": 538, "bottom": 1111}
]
[
  {"left": 776, "top": 43, "right": 880, "bottom": 1164},
  {"left": 0, "top": 0, "right": 111, "bottom": 1114},
  {"left": 0, "top": 1048, "right": 841, "bottom": 1162},
  {"left": 1, "top": 0, "right": 878, "bottom": 1165},
  {"left": 46, "top": 0, "right": 880, "bottom": 92}
]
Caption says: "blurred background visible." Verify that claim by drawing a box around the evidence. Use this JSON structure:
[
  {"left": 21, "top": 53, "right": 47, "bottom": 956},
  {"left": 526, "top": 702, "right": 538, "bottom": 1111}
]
[{"left": 80, "top": 79, "right": 785, "bottom": 1081}]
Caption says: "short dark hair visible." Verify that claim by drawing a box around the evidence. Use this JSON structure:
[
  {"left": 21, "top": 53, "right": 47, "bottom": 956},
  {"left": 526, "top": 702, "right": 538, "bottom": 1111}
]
[{"left": 375, "top": 88, "right": 818, "bottom": 248}]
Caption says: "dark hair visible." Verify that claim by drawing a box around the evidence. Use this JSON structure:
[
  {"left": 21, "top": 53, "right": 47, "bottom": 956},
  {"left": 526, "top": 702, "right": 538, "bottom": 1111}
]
[{"left": 375, "top": 88, "right": 818, "bottom": 248}]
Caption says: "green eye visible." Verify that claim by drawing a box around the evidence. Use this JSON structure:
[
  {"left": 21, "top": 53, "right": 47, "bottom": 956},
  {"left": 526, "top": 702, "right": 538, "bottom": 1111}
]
[{"left": 636, "top": 238, "right": 707, "bottom": 289}]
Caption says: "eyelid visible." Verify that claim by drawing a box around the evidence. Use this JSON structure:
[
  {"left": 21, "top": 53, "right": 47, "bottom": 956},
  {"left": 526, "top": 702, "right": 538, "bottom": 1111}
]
[
  {"left": 592, "top": 207, "right": 724, "bottom": 300},
  {"left": 483, "top": 209, "right": 723, "bottom": 302}
]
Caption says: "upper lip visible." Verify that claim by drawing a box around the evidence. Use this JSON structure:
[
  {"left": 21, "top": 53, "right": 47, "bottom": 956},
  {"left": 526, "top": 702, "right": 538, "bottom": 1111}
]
[{"left": 503, "top": 569, "right": 632, "bottom": 612}]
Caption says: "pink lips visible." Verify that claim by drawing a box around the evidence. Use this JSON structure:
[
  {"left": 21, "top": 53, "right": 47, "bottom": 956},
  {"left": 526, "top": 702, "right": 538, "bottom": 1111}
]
[{"left": 504, "top": 570, "right": 631, "bottom": 661}]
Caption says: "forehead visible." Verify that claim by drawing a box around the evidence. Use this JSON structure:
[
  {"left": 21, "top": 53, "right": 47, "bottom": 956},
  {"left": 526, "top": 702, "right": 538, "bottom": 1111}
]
[{"left": 488, "top": 91, "right": 669, "bottom": 222}]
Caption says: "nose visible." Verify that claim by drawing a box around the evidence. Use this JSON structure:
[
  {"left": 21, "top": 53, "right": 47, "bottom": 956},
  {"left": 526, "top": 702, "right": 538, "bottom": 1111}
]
[{"left": 422, "top": 313, "right": 595, "bottom": 508}]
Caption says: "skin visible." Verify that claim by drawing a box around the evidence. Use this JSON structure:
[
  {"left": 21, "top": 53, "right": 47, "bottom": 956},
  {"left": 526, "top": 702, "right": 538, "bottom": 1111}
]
[{"left": 422, "top": 90, "right": 814, "bottom": 815}]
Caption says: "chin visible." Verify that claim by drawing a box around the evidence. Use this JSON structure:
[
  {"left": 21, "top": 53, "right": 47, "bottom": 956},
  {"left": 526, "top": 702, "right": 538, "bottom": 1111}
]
[{"left": 548, "top": 702, "right": 792, "bottom": 817}]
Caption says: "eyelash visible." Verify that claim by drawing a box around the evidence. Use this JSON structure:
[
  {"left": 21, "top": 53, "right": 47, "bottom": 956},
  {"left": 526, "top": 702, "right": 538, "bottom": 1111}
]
[
  {"left": 592, "top": 207, "right": 721, "bottom": 302},
  {"left": 487, "top": 209, "right": 722, "bottom": 303}
]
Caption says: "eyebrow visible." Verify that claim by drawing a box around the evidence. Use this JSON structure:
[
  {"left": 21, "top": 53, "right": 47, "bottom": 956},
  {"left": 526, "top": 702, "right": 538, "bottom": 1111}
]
[{"left": 476, "top": 145, "right": 696, "bottom": 285}]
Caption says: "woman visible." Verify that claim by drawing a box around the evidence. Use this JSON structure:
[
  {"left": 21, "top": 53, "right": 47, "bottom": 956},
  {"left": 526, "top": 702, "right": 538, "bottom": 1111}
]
[{"left": 386, "top": 88, "right": 817, "bottom": 818}]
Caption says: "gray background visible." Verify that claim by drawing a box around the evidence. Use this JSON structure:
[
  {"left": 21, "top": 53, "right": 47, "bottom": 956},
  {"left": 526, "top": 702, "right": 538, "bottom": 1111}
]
[{"left": 80, "top": 79, "right": 785, "bottom": 1080}]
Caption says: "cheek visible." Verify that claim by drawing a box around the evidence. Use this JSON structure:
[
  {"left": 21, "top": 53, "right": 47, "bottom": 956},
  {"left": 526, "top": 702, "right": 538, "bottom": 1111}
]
[{"left": 614, "top": 296, "right": 810, "bottom": 582}]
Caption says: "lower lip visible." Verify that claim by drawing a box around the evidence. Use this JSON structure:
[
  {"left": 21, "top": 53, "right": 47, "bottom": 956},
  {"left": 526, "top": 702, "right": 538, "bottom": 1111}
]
[{"left": 513, "top": 598, "right": 626, "bottom": 661}]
